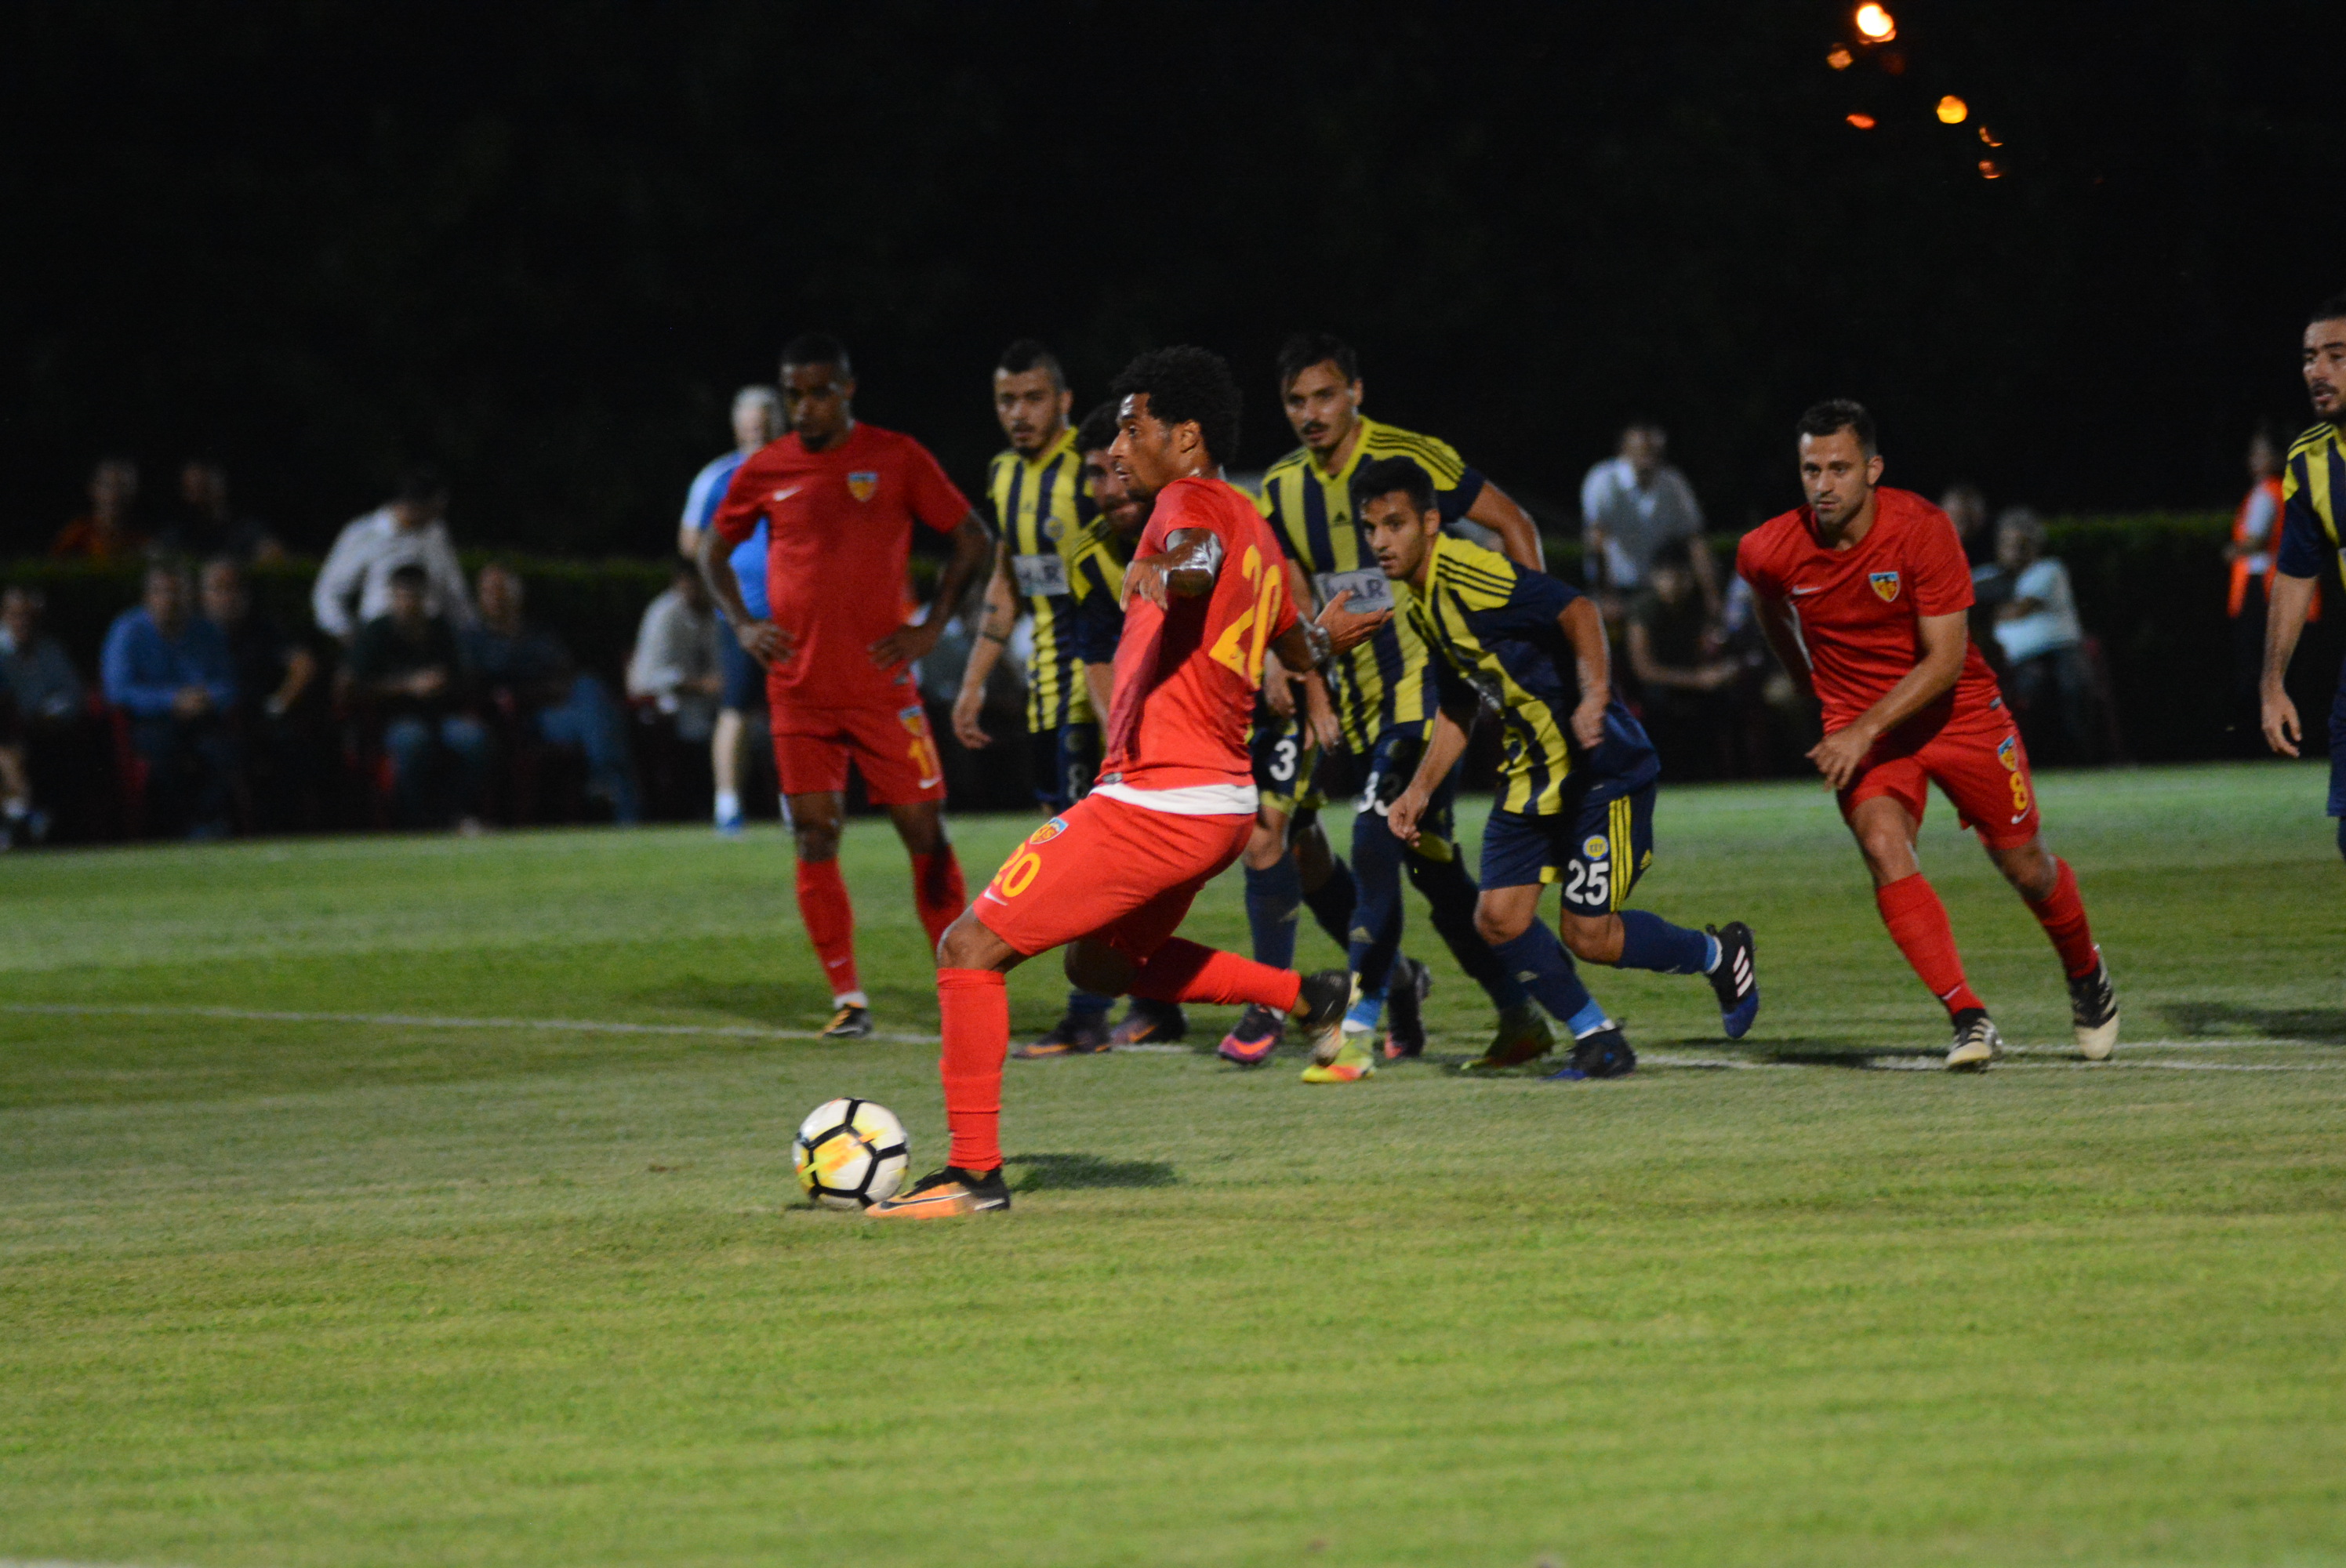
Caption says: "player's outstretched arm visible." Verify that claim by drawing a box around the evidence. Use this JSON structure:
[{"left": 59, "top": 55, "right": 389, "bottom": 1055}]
[
  {"left": 1808, "top": 610, "right": 1967, "bottom": 789},
  {"left": 1388, "top": 705, "right": 1473, "bottom": 846},
  {"left": 2259, "top": 571, "right": 2319, "bottom": 757},
  {"left": 1125, "top": 528, "right": 1226, "bottom": 608},
  {"left": 698, "top": 525, "right": 783, "bottom": 665},
  {"left": 951, "top": 540, "right": 1018, "bottom": 749},
  {"left": 874, "top": 510, "right": 994, "bottom": 667}
]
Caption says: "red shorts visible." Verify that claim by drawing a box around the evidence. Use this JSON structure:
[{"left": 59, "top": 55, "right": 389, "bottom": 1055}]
[
  {"left": 1840, "top": 710, "right": 2040, "bottom": 849},
  {"left": 973, "top": 793, "right": 1252, "bottom": 960},
  {"left": 769, "top": 701, "right": 946, "bottom": 806}
]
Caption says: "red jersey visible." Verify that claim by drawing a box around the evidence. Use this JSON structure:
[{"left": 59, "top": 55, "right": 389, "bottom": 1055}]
[
  {"left": 1737, "top": 485, "right": 2003, "bottom": 735},
  {"left": 710, "top": 422, "right": 971, "bottom": 707},
  {"left": 1098, "top": 475, "right": 1299, "bottom": 798}
]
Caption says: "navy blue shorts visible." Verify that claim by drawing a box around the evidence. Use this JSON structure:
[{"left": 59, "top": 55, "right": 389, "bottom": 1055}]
[
  {"left": 1249, "top": 707, "right": 1322, "bottom": 815},
  {"left": 716, "top": 614, "right": 763, "bottom": 712},
  {"left": 1480, "top": 781, "right": 1657, "bottom": 915},
  {"left": 1317, "top": 724, "right": 1460, "bottom": 859},
  {"left": 2328, "top": 654, "right": 2346, "bottom": 818},
  {"left": 1030, "top": 721, "right": 1100, "bottom": 813}
]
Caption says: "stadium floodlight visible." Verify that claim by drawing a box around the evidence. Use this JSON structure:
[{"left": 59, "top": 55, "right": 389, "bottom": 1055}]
[
  {"left": 1978, "top": 125, "right": 2003, "bottom": 147},
  {"left": 1847, "top": 113, "right": 1877, "bottom": 129},
  {"left": 1826, "top": 45, "right": 1854, "bottom": 69},
  {"left": 1937, "top": 94, "right": 1969, "bottom": 124},
  {"left": 1854, "top": 4, "right": 1896, "bottom": 42},
  {"left": 1978, "top": 159, "right": 2004, "bottom": 180}
]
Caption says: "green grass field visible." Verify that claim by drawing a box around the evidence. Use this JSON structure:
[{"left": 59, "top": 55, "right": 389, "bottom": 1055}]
[{"left": 3, "top": 762, "right": 2343, "bottom": 1567}]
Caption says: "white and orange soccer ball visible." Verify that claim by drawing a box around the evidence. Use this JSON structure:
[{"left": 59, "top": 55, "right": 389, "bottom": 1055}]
[{"left": 792, "top": 1098, "right": 910, "bottom": 1210}]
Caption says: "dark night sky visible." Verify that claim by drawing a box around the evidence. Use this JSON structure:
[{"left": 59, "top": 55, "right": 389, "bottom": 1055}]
[{"left": 5, "top": 0, "right": 2344, "bottom": 557}]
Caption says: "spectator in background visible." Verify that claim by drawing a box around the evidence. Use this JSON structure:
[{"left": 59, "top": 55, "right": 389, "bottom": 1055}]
[
  {"left": 160, "top": 460, "right": 283, "bottom": 563},
  {"left": 467, "top": 562, "right": 641, "bottom": 825},
  {"left": 0, "top": 684, "right": 34, "bottom": 848},
  {"left": 677, "top": 385, "right": 783, "bottom": 835},
  {"left": 348, "top": 562, "right": 488, "bottom": 832},
  {"left": 1946, "top": 483, "right": 2012, "bottom": 670},
  {"left": 2226, "top": 424, "right": 2311, "bottom": 746},
  {"left": 1581, "top": 423, "right": 1720, "bottom": 616},
  {"left": 1992, "top": 509, "right": 2095, "bottom": 765},
  {"left": 101, "top": 562, "right": 241, "bottom": 838},
  {"left": 2, "top": 586, "right": 92, "bottom": 844},
  {"left": 1941, "top": 482, "right": 1993, "bottom": 564},
  {"left": 200, "top": 557, "right": 319, "bottom": 829},
  {"left": 313, "top": 466, "right": 474, "bottom": 644},
  {"left": 1626, "top": 539, "right": 1742, "bottom": 779},
  {"left": 628, "top": 563, "right": 723, "bottom": 743},
  {"left": 50, "top": 458, "right": 150, "bottom": 563}
]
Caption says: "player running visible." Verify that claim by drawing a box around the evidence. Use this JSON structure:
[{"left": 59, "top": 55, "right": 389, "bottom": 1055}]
[
  {"left": 700, "top": 333, "right": 994, "bottom": 1040},
  {"left": 871, "top": 347, "right": 1389, "bottom": 1218},
  {"left": 677, "top": 385, "right": 781, "bottom": 836},
  {"left": 1738, "top": 401, "right": 2118, "bottom": 1070},
  {"left": 950, "top": 341, "right": 1118, "bottom": 1054},
  {"left": 2256, "top": 293, "right": 2346, "bottom": 863},
  {"left": 1366, "top": 459, "right": 1760, "bottom": 1079},
  {"left": 1222, "top": 333, "right": 1555, "bottom": 1083}
]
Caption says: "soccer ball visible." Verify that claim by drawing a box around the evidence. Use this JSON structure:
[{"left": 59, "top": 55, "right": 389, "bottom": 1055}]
[{"left": 793, "top": 1098, "right": 910, "bottom": 1210}]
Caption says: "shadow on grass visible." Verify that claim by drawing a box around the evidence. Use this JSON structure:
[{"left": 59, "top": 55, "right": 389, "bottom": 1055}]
[
  {"left": 1005, "top": 1152, "right": 1180, "bottom": 1190},
  {"left": 2162, "top": 1002, "right": 2346, "bottom": 1044},
  {"left": 627, "top": 976, "right": 804, "bottom": 1026}
]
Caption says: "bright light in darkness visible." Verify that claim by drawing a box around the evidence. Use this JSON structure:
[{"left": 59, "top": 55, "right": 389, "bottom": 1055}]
[
  {"left": 1847, "top": 113, "right": 1877, "bottom": 130},
  {"left": 1978, "top": 159, "right": 2004, "bottom": 180},
  {"left": 1826, "top": 45, "right": 1854, "bottom": 69},
  {"left": 1937, "top": 95, "right": 1969, "bottom": 124},
  {"left": 1978, "top": 125, "right": 2003, "bottom": 147},
  {"left": 1854, "top": 5, "right": 1896, "bottom": 42}
]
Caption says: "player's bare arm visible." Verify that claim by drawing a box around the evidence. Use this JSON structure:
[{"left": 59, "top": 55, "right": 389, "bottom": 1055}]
[
  {"left": 873, "top": 510, "right": 993, "bottom": 666},
  {"left": 950, "top": 537, "right": 1019, "bottom": 749},
  {"left": 697, "top": 524, "right": 785, "bottom": 666},
  {"left": 1557, "top": 595, "right": 1612, "bottom": 750},
  {"left": 1808, "top": 610, "right": 1968, "bottom": 791},
  {"left": 2258, "top": 571, "right": 2320, "bottom": 757},
  {"left": 1749, "top": 590, "right": 1815, "bottom": 702},
  {"left": 1387, "top": 703, "right": 1474, "bottom": 846},
  {"left": 1465, "top": 481, "right": 1547, "bottom": 572},
  {"left": 1127, "top": 527, "right": 1227, "bottom": 608}
]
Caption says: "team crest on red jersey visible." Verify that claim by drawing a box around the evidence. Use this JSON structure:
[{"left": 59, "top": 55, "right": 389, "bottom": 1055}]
[
  {"left": 1028, "top": 816, "right": 1068, "bottom": 845},
  {"left": 1869, "top": 571, "right": 1901, "bottom": 602},
  {"left": 846, "top": 470, "right": 880, "bottom": 502},
  {"left": 1997, "top": 735, "right": 2018, "bottom": 771}
]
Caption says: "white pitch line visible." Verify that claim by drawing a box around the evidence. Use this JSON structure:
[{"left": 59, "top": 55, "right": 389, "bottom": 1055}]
[{"left": 0, "top": 1001, "right": 939, "bottom": 1047}]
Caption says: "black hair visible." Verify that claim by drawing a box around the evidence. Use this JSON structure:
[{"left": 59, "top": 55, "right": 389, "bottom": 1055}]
[
  {"left": 1109, "top": 347, "right": 1244, "bottom": 466},
  {"left": 394, "top": 464, "right": 447, "bottom": 506},
  {"left": 1354, "top": 455, "right": 1436, "bottom": 517},
  {"left": 780, "top": 332, "right": 852, "bottom": 376},
  {"left": 1275, "top": 332, "right": 1359, "bottom": 390},
  {"left": 996, "top": 338, "right": 1066, "bottom": 393},
  {"left": 2308, "top": 293, "right": 2346, "bottom": 328},
  {"left": 1075, "top": 400, "right": 1122, "bottom": 455},
  {"left": 1796, "top": 399, "right": 1878, "bottom": 456},
  {"left": 387, "top": 562, "right": 430, "bottom": 590}
]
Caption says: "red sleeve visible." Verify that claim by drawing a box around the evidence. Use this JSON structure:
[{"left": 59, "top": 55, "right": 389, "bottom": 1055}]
[
  {"left": 1734, "top": 525, "right": 1776, "bottom": 597},
  {"left": 1905, "top": 501, "right": 1976, "bottom": 617},
  {"left": 709, "top": 458, "right": 763, "bottom": 547},
  {"left": 899, "top": 438, "right": 973, "bottom": 535}
]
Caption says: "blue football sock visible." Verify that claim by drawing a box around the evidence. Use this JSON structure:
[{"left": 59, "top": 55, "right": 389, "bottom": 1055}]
[
  {"left": 1302, "top": 858, "right": 1356, "bottom": 953},
  {"left": 1346, "top": 987, "right": 1388, "bottom": 1031},
  {"left": 1488, "top": 925, "right": 1596, "bottom": 1026},
  {"left": 1407, "top": 842, "right": 1528, "bottom": 1010},
  {"left": 1346, "top": 809, "right": 1406, "bottom": 993},
  {"left": 1564, "top": 997, "right": 1614, "bottom": 1039},
  {"left": 1614, "top": 909, "right": 1713, "bottom": 975},
  {"left": 1066, "top": 989, "right": 1112, "bottom": 1020},
  {"left": 1244, "top": 857, "right": 1303, "bottom": 971}
]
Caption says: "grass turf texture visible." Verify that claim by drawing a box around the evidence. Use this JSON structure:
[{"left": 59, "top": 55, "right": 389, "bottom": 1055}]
[{"left": 2, "top": 762, "right": 2341, "bottom": 1567}]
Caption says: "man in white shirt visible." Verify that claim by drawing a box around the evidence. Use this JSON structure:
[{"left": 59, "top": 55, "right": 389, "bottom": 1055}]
[
  {"left": 1580, "top": 423, "right": 1720, "bottom": 615},
  {"left": 628, "top": 564, "right": 724, "bottom": 743},
  {"left": 1992, "top": 509, "right": 2095, "bottom": 764},
  {"left": 312, "top": 467, "right": 474, "bottom": 644}
]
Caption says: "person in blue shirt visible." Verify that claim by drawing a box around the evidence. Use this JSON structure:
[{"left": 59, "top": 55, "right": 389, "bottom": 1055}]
[
  {"left": 677, "top": 385, "right": 782, "bottom": 833},
  {"left": 100, "top": 562, "right": 242, "bottom": 838}
]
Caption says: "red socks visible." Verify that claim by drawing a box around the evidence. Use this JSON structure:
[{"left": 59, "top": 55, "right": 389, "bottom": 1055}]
[
  {"left": 910, "top": 848, "right": 967, "bottom": 953},
  {"left": 794, "top": 856, "right": 859, "bottom": 1000},
  {"left": 1125, "top": 938, "right": 1303, "bottom": 1012},
  {"left": 1875, "top": 873, "right": 1984, "bottom": 1018},
  {"left": 938, "top": 967, "right": 1008, "bottom": 1172},
  {"left": 2026, "top": 857, "right": 2100, "bottom": 978}
]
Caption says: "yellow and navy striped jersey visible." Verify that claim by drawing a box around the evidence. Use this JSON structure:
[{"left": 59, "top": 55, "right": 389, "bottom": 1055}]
[
  {"left": 986, "top": 425, "right": 1096, "bottom": 730},
  {"left": 1407, "top": 535, "right": 1658, "bottom": 816},
  {"left": 1256, "top": 416, "right": 1487, "bottom": 752},
  {"left": 2278, "top": 419, "right": 2346, "bottom": 590},
  {"left": 1062, "top": 514, "right": 1134, "bottom": 665}
]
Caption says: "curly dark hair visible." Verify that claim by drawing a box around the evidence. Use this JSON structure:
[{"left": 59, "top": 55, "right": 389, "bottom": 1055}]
[
  {"left": 1075, "top": 399, "right": 1121, "bottom": 455},
  {"left": 1109, "top": 347, "right": 1243, "bottom": 466}
]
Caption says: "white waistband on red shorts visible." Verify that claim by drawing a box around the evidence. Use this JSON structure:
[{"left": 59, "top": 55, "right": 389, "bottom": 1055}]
[{"left": 1091, "top": 779, "right": 1258, "bottom": 817}]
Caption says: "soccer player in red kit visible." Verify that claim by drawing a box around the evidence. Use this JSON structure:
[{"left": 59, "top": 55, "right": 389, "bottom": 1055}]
[
  {"left": 700, "top": 334, "right": 994, "bottom": 1038},
  {"left": 1739, "top": 401, "right": 2119, "bottom": 1069},
  {"left": 870, "top": 347, "right": 1390, "bottom": 1218}
]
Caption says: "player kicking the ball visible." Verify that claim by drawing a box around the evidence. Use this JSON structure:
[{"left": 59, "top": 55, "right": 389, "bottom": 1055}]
[
  {"left": 1738, "top": 401, "right": 2118, "bottom": 1069},
  {"left": 1364, "top": 459, "right": 1760, "bottom": 1079},
  {"left": 871, "top": 347, "right": 1390, "bottom": 1218}
]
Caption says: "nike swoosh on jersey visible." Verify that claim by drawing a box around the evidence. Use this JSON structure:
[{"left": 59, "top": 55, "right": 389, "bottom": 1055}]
[
  {"left": 770, "top": 485, "right": 804, "bottom": 502},
  {"left": 1789, "top": 584, "right": 1824, "bottom": 595}
]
